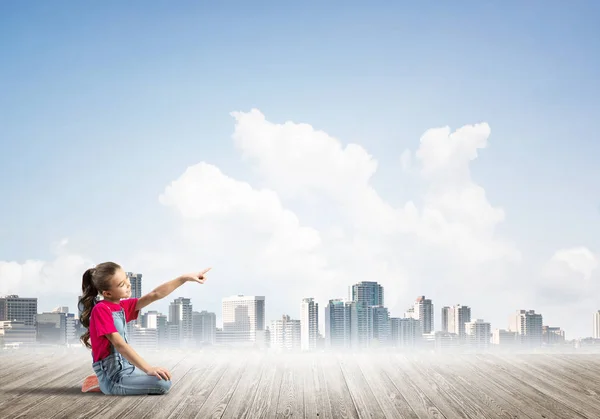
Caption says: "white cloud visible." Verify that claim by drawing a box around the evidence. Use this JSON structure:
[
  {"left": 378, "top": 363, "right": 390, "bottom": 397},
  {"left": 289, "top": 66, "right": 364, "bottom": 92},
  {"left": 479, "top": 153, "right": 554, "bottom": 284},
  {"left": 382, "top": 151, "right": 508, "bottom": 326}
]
[
  {"left": 231, "top": 109, "right": 518, "bottom": 266},
  {"left": 0, "top": 239, "right": 92, "bottom": 307},
  {"left": 8, "top": 109, "right": 591, "bottom": 337}
]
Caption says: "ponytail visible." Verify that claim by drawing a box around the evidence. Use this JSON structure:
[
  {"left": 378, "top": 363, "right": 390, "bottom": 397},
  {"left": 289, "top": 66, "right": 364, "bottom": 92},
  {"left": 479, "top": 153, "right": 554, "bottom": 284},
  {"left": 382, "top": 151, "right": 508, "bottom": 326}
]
[
  {"left": 79, "top": 268, "right": 98, "bottom": 349},
  {"left": 78, "top": 261, "right": 121, "bottom": 349}
]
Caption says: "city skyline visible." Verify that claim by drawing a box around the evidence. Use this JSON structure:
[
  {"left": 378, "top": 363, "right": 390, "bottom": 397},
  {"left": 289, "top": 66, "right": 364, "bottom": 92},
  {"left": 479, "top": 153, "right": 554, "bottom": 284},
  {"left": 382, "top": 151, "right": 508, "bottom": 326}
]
[
  {"left": 1, "top": 2, "right": 599, "bottom": 341},
  {"left": 1, "top": 278, "right": 591, "bottom": 343}
]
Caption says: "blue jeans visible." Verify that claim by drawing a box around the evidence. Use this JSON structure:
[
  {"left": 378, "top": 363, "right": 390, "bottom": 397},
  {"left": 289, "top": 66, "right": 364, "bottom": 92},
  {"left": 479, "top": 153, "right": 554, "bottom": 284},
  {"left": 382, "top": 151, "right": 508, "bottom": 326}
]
[{"left": 92, "top": 353, "right": 171, "bottom": 396}]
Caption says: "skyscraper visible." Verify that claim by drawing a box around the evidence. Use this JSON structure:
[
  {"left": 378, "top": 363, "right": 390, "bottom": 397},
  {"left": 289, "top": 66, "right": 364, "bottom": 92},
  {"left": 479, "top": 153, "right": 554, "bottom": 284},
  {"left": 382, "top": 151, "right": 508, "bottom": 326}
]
[
  {"left": 301, "top": 298, "right": 319, "bottom": 351},
  {"left": 509, "top": 309, "right": 543, "bottom": 347},
  {"left": 414, "top": 296, "right": 433, "bottom": 334},
  {"left": 192, "top": 310, "right": 216, "bottom": 345},
  {"left": 441, "top": 306, "right": 451, "bottom": 333},
  {"left": 448, "top": 305, "right": 471, "bottom": 340},
  {"left": 169, "top": 297, "right": 193, "bottom": 344},
  {"left": 221, "top": 295, "right": 265, "bottom": 344},
  {"left": 465, "top": 319, "right": 491, "bottom": 349},
  {"left": 594, "top": 311, "right": 600, "bottom": 339},
  {"left": 325, "top": 299, "right": 351, "bottom": 349},
  {"left": 0, "top": 295, "right": 38, "bottom": 326},
  {"left": 349, "top": 281, "right": 384, "bottom": 307},
  {"left": 126, "top": 272, "right": 142, "bottom": 299},
  {"left": 370, "top": 305, "right": 391, "bottom": 345},
  {"left": 271, "top": 315, "right": 301, "bottom": 351}
]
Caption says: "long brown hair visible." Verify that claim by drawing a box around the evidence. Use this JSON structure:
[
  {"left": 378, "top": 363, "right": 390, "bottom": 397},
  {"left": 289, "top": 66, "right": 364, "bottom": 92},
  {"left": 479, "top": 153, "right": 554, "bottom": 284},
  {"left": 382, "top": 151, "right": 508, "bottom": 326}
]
[{"left": 78, "top": 262, "right": 121, "bottom": 349}]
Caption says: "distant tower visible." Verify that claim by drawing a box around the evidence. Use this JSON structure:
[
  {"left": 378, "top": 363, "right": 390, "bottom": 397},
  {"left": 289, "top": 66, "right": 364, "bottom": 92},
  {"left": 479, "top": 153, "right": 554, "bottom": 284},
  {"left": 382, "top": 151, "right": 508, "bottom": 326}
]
[
  {"left": 594, "top": 311, "right": 600, "bottom": 339},
  {"left": 324, "top": 299, "right": 351, "bottom": 349},
  {"left": 441, "top": 306, "right": 451, "bottom": 333},
  {"left": 169, "top": 297, "right": 193, "bottom": 345},
  {"left": 126, "top": 272, "right": 143, "bottom": 299},
  {"left": 301, "top": 298, "right": 319, "bottom": 351},
  {"left": 349, "top": 281, "right": 384, "bottom": 307},
  {"left": 221, "top": 295, "right": 266, "bottom": 345},
  {"left": 414, "top": 296, "right": 433, "bottom": 334}
]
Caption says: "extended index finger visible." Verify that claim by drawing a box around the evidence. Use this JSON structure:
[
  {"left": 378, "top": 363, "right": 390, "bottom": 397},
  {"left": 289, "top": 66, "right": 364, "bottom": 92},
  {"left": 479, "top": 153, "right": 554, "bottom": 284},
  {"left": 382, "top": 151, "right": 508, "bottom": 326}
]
[{"left": 200, "top": 267, "right": 212, "bottom": 275}]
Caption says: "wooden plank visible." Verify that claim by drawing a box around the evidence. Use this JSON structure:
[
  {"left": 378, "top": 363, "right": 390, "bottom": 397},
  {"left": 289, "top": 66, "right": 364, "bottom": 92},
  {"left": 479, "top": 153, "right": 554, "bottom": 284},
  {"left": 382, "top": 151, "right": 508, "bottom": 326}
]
[
  {"left": 165, "top": 355, "right": 229, "bottom": 419},
  {"left": 0, "top": 360, "right": 90, "bottom": 417},
  {"left": 320, "top": 354, "right": 359, "bottom": 419},
  {"left": 220, "top": 353, "right": 268, "bottom": 419},
  {"left": 527, "top": 355, "right": 600, "bottom": 397},
  {"left": 467, "top": 355, "right": 587, "bottom": 419},
  {"left": 439, "top": 356, "right": 535, "bottom": 419},
  {"left": 302, "top": 354, "right": 334, "bottom": 419},
  {"left": 355, "top": 354, "right": 420, "bottom": 419},
  {"left": 274, "top": 354, "right": 305, "bottom": 419},
  {"left": 488, "top": 355, "right": 600, "bottom": 417},
  {"left": 245, "top": 353, "right": 284, "bottom": 419},
  {"left": 186, "top": 355, "right": 248, "bottom": 419},
  {"left": 409, "top": 356, "right": 496, "bottom": 419},
  {"left": 338, "top": 354, "right": 387, "bottom": 418}
]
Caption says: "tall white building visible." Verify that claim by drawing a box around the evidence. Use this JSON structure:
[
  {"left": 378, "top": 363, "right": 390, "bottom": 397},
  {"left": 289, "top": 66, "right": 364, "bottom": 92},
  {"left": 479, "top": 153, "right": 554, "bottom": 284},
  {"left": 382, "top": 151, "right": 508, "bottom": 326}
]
[
  {"left": 414, "top": 296, "right": 433, "bottom": 334},
  {"left": 492, "top": 329, "right": 518, "bottom": 346},
  {"left": 509, "top": 309, "right": 543, "bottom": 347},
  {"left": 390, "top": 318, "right": 422, "bottom": 349},
  {"left": 169, "top": 297, "right": 193, "bottom": 344},
  {"left": 221, "top": 295, "right": 265, "bottom": 345},
  {"left": 193, "top": 310, "right": 216, "bottom": 345},
  {"left": 594, "top": 311, "right": 600, "bottom": 339},
  {"left": 271, "top": 315, "right": 301, "bottom": 351},
  {"left": 325, "top": 299, "right": 351, "bottom": 349},
  {"left": 465, "top": 319, "right": 491, "bottom": 350},
  {"left": 448, "top": 305, "right": 471, "bottom": 340},
  {"left": 301, "top": 298, "right": 319, "bottom": 351}
]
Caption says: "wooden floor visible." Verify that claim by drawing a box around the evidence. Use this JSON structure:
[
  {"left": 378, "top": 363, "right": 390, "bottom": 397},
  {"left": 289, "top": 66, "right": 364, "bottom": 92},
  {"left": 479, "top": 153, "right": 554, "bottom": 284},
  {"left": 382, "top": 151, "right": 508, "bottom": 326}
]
[{"left": 2, "top": 349, "right": 600, "bottom": 418}]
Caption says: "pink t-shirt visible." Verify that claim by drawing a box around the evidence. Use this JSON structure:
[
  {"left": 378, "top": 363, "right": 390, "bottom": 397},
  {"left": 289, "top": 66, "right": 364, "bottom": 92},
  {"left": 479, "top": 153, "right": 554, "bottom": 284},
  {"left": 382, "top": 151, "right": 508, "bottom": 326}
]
[{"left": 89, "top": 298, "right": 139, "bottom": 362}]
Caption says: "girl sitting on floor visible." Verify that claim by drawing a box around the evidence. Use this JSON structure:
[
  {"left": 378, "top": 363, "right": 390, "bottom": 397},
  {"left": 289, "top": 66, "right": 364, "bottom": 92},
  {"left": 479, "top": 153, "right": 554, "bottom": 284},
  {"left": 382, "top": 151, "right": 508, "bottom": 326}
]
[{"left": 79, "top": 261, "right": 211, "bottom": 395}]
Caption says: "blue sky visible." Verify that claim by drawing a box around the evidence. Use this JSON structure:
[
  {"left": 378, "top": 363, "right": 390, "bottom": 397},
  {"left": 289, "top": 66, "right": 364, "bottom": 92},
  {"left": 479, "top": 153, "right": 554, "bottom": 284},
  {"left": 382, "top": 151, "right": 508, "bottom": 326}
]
[{"left": 1, "top": 1, "right": 599, "bottom": 338}]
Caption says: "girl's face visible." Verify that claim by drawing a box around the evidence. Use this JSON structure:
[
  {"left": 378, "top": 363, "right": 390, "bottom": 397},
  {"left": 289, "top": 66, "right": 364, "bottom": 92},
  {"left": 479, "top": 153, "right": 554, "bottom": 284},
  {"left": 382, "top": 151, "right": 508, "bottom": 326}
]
[{"left": 102, "top": 269, "right": 131, "bottom": 301}]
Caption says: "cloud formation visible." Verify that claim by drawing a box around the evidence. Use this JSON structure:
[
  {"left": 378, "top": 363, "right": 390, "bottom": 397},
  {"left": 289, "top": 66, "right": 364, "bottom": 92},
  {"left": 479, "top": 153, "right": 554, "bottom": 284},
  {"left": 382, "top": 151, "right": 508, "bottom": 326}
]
[{"left": 0, "top": 109, "right": 595, "bottom": 338}]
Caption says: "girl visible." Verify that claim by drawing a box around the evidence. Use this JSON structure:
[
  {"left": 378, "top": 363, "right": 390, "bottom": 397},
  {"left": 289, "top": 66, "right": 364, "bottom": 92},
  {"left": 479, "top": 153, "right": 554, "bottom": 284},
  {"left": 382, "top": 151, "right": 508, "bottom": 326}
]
[{"left": 78, "top": 261, "right": 211, "bottom": 395}]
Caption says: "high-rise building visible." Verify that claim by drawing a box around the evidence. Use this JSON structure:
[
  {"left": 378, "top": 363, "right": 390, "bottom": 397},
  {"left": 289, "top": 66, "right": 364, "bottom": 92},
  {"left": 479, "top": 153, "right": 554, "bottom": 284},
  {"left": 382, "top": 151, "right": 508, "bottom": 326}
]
[
  {"left": 542, "top": 326, "right": 565, "bottom": 345},
  {"left": 441, "top": 306, "right": 451, "bottom": 333},
  {"left": 325, "top": 299, "right": 351, "bottom": 349},
  {"left": 414, "top": 296, "right": 433, "bottom": 334},
  {"left": 271, "top": 315, "right": 301, "bottom": 351},
  {"left": 390, "top": 318, "right": 422, "bottom": 349},
  {"left": 509, "top": 309, "right": 543, "bottom": 347},
  {"left": 594, "top": 311, "right": 600, "bottom": 339},
  {"left": 142, "top": 311, "right": 160, "bottom": 329},
  {"left": 169, "top": 297, "right": 193, "bottom": 344},
  {"left": 349, "top": 281, "right": 384, "bottom": 307},
  {"left": 492, "top": 329, "right": 518, "bottom": 346},
  {"left": 36, "top": 312, "right": 67, "bottom": 345},
  {"left": 301, "top": 298, "right": 319, "bottom": 351},
  {"left": 350, "top": 301, "right": 373, "bottom": 350},
  {"left": 465, "top": 319, "right": 491, "bottom": 350},
  {"left": 126, "top": 272, "right": 143, "bottom": 299},
  {"left": 369, "top": 305, "right": 390, "bottom": 346},
  {"left": 0, "top": 295, "right": 38, "bottom": 326},
  {"left": 192, "top": 310, "right": 216, "bottom": 345},
  {"left": 221, "top": 295, "right": 265, "bottom": 345},
  {"left": 448, "top": 305, "right": 471, "bottom": 340}
]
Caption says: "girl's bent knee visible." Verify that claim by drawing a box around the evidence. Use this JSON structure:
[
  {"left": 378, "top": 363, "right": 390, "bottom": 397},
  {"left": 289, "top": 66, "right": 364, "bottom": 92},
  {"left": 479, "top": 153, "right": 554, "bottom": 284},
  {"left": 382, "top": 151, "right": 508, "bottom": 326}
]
[{"left": 153, "top": 379, "right": 171, "bottom": 395}]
